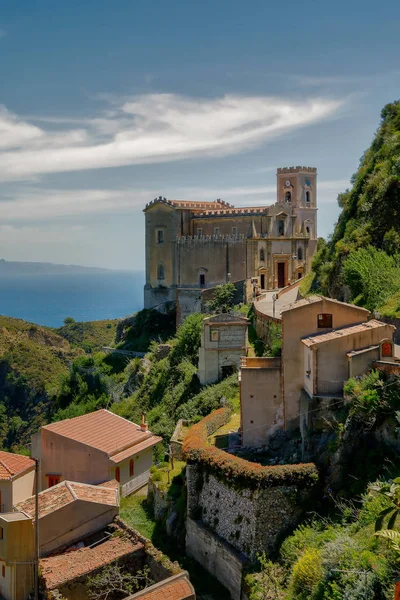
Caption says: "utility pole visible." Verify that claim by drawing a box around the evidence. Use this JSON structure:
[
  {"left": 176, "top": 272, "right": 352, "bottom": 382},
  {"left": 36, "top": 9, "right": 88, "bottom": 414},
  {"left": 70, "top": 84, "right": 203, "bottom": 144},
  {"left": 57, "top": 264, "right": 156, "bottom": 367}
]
[{"left": 33, "top": 458, "right": 39, "bottom": 600}]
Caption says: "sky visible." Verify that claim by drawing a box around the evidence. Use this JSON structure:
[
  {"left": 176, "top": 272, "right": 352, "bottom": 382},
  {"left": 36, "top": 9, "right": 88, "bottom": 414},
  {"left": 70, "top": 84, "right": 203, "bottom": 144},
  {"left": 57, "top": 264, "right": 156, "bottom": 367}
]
[{"left": 0, "top": 0, "right": 400, "bottom": 270}]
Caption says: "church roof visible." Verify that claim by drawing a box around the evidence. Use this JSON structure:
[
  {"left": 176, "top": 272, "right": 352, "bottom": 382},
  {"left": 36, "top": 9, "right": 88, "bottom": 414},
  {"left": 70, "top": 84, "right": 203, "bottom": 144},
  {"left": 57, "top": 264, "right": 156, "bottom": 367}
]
[{"left": 144, "top": 197, "right": 232, "bottom": 211}]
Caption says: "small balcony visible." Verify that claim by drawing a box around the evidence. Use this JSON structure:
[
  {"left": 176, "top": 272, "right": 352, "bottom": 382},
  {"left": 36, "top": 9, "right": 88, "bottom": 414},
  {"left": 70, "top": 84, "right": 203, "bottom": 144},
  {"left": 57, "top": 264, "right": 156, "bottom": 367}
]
[{"left": 121, "top": 469, "right": 150, "bottom": 498}]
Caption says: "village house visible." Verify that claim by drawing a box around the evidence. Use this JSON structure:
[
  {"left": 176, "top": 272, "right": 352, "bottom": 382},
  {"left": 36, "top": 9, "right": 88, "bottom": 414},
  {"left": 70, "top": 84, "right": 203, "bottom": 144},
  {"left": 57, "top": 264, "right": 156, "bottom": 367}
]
[
  {"left": 0, "top": 451, "right": 35, "bottom": 512},
  {"left": 0, "top": 512, "right": 33, "bottom": 600},
  {"left": 197, "top": 313, "right": 249, "bottom": 385},
  {"left": 143, "top": 166, "right": 318, "bottom": 311},
  {"left": 241, "top": 296, "right": 396, "bottom": 447},
  {"left": 15, "top": 479, "right": 119, "bottom": 556},
  {"left": 31, "top": 409, "right": 162, "bottom": 496}
]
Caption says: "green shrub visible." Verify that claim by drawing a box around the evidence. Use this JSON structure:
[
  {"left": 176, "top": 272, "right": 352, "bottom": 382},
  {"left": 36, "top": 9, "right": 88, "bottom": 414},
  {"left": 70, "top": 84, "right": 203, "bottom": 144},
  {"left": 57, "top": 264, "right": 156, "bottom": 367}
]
[{"left": 290, "top": 548, "right": 324, "bottom": 597}]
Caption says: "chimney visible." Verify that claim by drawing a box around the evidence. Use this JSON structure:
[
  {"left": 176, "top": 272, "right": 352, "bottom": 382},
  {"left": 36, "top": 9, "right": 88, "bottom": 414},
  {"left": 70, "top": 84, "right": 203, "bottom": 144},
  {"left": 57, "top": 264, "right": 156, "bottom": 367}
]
[{"left": 140, "top": 412, "right": 148, "bottom": 433}]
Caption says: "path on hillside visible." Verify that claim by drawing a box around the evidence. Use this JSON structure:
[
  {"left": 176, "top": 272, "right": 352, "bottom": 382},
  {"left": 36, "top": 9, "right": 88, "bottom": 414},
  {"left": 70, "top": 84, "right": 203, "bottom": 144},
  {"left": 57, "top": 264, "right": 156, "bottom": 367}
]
[{"left": 255, "top": 287, "right": 300, "bottom": 320}]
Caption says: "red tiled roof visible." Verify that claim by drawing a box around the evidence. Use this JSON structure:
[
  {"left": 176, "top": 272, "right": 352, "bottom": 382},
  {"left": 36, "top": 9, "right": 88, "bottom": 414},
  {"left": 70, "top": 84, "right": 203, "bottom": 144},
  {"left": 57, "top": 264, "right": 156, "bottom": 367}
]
[
  {"left": 302, "top": 320, "right": 390, "bottom": 347},
  {"left": 16, "top": 480, "right": 118, "bottom": 519},
  {"left": 43, "top": 409, "right": 160, "bottom": 457},
  {"left": 0, "top": 451, "right": 35, "bottom": 481},
  {"left": 135, "top": 578, "right": 194, "bottom": 600},
  {"left": 194, "top": 206, "right": 269, "bottom": 217},
  {"left": 111, "top": 436, "right": 162, "bottom": 464},
  {"left": 169, "top": 200, "right": 230, "bottom": 209},
  {"left": 40, "top": 535, "right": 141, "bottom": 589}
]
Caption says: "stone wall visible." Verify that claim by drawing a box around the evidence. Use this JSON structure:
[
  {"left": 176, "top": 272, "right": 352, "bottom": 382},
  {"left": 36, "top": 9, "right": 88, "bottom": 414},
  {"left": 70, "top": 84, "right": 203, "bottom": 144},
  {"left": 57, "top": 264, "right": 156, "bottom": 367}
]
[
  {"left": 186, "top": 464, "right": 311, "bottom": 561},
  {"left": 176, "top": 280, "right": 247, "bottom": 325},
  {"left": 186, "top": 518, "right": 246, "bottom": 600}
]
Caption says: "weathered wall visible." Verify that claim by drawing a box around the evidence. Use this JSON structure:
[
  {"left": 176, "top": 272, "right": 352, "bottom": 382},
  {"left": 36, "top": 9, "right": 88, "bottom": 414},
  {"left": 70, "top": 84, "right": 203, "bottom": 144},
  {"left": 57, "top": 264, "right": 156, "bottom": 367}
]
[
  {"left": 176, "top": 289, "right": 202, "bottom": 324},
  {"left": 240, "top": 358, "right": 282, "bottom": 448},
  {"left": 176, "top": 238, "right": 247, "bottom": 288},
  {"left": 186, "top": 464, "right": 309, "bottom": 561},
  {"left": 282, "top": 298, "right": 370, "bottom": 430},
  {"left": 40, "top": 500, "right": 118, "bottom": 556},
  {"left": 198, "top": 319, "right": 248, "bottom": 385},
  {"left": 316, "top": 325, "right": 394, "bottom": 393},
  {"left": 11, "top": 468, "right": 35, "bottom": 507},
  {"left": 32, "top": 430, "right": 110, "bottom": 490},
  {"left": 186, "top": 518, "right": 245, "bottom": 600}
]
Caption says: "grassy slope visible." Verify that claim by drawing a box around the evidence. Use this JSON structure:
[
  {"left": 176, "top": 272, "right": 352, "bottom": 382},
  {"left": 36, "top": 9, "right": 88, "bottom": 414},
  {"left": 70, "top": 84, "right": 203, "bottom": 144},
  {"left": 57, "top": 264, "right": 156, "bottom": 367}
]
[
  {"left": 56, "top": 319, "right": 119, "bottom": 353},
  {"left": 0, "top": 316, "right": 79, "bottom": 390}
]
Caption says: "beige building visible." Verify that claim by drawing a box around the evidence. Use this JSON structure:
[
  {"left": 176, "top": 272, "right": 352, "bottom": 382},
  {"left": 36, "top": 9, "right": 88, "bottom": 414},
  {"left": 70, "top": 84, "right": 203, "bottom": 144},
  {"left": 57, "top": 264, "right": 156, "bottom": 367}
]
[
  {"left": 31, "top": 409, "right": 162, "bottom": 497},
  {"left": 241, "top": 296, "right": 395, "bottom": 447},
  {"left": 0, "top": 512, "right": 34, "bottom": 600},
  {"left": 197, "top": 313, "right": 249, "bottom": 385},
  {"left": 16, "top": 480, "right": 119, "bottom": 556},
  {"left": 0, "top": 451, "right": 35, "bottom": 513},
  {"left": 144, "top": 167, "right": 318, "bottom": 309}
]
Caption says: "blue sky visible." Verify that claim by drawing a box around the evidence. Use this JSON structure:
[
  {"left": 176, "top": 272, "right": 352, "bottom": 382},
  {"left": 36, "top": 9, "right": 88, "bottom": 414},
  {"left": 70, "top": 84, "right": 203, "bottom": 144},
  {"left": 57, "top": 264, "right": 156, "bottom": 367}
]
[{"left": 1, "top": 0, "right": 400, "bottom": 270}]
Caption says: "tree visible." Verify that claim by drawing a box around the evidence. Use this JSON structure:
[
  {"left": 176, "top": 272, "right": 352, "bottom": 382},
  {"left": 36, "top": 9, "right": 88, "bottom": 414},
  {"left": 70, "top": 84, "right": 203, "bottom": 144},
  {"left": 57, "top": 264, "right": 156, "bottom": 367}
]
[
  {"left": 87, "top": 563, "right": 153, "bottom": 600},
  {"left": 63, "top": 316, "right": 76, "bottom": 325},
  {"left": 207, "top": 282, "right": 236, "bottom": 313}
]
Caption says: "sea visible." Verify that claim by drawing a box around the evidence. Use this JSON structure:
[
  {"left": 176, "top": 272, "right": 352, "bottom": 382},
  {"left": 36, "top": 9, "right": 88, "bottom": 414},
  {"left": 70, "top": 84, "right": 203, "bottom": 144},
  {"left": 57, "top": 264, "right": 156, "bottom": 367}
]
[{"left": 0, "top": 271, "right": 145, "bottom": 327}]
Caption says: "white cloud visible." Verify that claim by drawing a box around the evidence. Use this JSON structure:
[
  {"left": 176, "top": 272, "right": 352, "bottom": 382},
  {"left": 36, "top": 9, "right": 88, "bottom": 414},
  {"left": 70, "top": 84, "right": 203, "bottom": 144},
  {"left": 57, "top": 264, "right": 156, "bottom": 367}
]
[
  {"left": 0, "top": 178, "right": 349, "bottom": 221},
  {"left": 0, "top": 93, "right": 345, "bottom": 180}
]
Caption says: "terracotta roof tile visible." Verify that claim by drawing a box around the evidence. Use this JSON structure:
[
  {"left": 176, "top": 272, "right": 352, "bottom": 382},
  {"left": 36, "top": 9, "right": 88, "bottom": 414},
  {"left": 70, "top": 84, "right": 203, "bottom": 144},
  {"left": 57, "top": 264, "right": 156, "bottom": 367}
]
[
  {"left": 133, "top": 575, "right": 194, "bottom": 600},
  {"left": 41, "top": 535, "right": 141, "bottom": 589},
  {"left": 302, "top": 320, "right": 390, "bottom": 347},
  {"left": 111, "top": 436, "right": 162, "bottom": 464},
  {"left": 43, "top": 409, "right": 159, "bottom": 456},
  {"left": 0, "top": 451, "right": 35, "bottom": 481},
  {"left": 16, "top": 480, "right": 118, "bottom": 519}
]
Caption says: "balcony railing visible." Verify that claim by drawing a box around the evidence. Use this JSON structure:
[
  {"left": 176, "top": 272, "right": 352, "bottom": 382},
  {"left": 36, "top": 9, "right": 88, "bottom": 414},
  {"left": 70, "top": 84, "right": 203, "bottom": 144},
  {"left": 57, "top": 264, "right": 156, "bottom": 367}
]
[{"left": 121, "top": 469, "right": 150, "bottom": 498}]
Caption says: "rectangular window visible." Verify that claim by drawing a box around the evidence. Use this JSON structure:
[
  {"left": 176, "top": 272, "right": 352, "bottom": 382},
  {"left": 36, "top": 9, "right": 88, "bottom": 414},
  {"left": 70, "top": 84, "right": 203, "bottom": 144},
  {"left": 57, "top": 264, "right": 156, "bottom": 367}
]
[
  {"left": 317, "top": 314, "right": 333, "bottom": 328},
  {"left": 232, "top": 227, "right": 237, "bottom": 236},
  {"left": 210, "top": 329, "right": 219, "bottom": 342},
  {"left": 278, "top": 220, "right": 285, "bottom": 236},
  {"left": 48, "top": 475, "right": 60, "bottom": 488},
  {"left": 214, "top": 227, "right": 220, "bottom": 236},
  {"left": 157, "top": 229, "right": 164, "bottom": 244},
  {"left": 199, "top": 274, "right": 206, "bottom": 287},
  {"left": 197, "top": 228, "right": 202, "bottom": 238}
]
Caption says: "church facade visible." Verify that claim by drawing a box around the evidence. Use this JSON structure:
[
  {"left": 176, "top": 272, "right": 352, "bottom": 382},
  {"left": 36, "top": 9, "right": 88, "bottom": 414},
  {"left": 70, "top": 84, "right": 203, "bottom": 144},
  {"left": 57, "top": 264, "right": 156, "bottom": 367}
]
[{"left": 143, "top": 166, "right": 318, "bottom": 309}]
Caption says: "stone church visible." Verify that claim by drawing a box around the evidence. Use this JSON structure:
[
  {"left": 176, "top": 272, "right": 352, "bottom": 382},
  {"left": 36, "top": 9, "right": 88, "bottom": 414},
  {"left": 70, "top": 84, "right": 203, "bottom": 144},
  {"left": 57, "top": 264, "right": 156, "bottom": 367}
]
[{"left": 143, "top": 166, "right": 317, "bottom": 309}]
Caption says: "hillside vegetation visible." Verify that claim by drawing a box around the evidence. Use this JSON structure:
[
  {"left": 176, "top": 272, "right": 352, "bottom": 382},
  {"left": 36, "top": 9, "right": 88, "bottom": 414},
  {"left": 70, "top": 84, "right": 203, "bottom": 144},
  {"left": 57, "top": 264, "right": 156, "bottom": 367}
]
[
  {"left": 311, "top": 101, "right": 400, "bottom": 315},
  {"left": 56, "top": 318, "right": 119, "bottom": 353},
  {"left": 0, "top": 316, "right": 81, "bottom": 451}
]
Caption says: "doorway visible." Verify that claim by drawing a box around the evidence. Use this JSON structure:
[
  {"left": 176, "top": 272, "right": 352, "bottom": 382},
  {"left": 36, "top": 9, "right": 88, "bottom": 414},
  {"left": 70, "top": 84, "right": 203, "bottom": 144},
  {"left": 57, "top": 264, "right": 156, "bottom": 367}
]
[
  {"left": 278, "top": 263, "right": 285, "bottom": 288},
  {"left": 260, "top": 274, "right": 265, "bottom": 289}
]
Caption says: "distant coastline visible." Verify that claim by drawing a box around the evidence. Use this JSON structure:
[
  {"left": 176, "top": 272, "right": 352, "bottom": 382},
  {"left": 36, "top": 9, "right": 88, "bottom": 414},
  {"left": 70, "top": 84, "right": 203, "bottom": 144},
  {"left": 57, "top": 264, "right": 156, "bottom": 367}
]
[{"left": 0, "top": 259, "right": 136, "bottom": 276}]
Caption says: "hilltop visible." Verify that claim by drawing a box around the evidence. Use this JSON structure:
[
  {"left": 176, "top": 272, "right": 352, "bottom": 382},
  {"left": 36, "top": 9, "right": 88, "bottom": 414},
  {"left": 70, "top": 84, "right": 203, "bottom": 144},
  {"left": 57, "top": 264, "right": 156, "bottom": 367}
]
[{"left": 308, "top": 100, "right": 400, "bottom": 315}]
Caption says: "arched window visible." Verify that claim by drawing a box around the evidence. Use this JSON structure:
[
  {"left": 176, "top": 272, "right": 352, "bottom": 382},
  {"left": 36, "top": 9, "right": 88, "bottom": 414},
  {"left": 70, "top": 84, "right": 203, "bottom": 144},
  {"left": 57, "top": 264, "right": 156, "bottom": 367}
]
[
  {"left": 285, "top": 191, "right": 291, "bottom": 203},
  {"left": 305, "top": 191, "right": 310, "bottom": 204},
  {"left": 260, "top": 248, "right": 265, "bottom": 262},
  {"left": 306, "top": 226, "right": 310, "bottom": 236},
  {"left": 297, "top": 247, "right": 303, "bottom": 260},
  {"left": 115, "top": 467, "right": 120, "bottom": 483},
  {"left": 157, "top": 264, "right": 165, "bottom": 280},
  {"left": 129, "top": 459, "right": 134, "bottom": 478}
]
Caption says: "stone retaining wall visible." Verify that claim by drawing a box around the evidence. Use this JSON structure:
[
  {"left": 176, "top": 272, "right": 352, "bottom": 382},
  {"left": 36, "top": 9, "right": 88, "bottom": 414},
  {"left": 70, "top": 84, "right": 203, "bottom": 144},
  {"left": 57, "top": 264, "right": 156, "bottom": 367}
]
[{"left": 186, "top": 464, "right": 311, "bottom": 561}]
